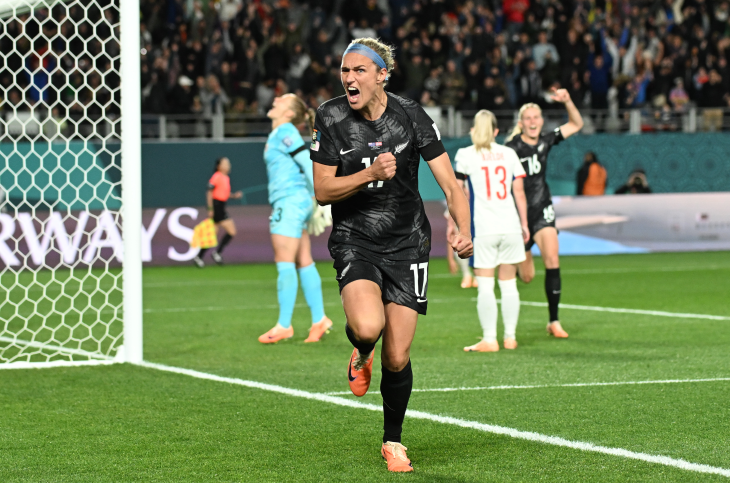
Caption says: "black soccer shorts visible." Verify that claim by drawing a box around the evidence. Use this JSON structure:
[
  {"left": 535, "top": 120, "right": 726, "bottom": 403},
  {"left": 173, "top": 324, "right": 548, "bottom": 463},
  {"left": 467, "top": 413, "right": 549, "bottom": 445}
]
[
  {"left": 525, "top": 203, "right": 557, "bottom": 251},
  {"left": 212, "top": 199, "right": 229, "bottom": 223},
  {"left": 333, "top": 247, "right": 430, "bottom": 315}
]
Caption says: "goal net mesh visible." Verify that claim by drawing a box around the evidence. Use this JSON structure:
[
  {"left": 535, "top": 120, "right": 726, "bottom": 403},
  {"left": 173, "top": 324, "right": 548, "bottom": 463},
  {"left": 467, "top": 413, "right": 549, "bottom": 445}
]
[{"left": 0, "top": 0, "right": 123, "bottom": 364}]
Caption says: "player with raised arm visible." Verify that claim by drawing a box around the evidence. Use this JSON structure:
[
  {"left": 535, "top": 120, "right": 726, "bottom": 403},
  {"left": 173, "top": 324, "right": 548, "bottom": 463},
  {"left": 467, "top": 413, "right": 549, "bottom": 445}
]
[
  {"left": 455, "top": 110, "right": 530, "bottom": 352},
  {"left": 258, "top": 94, "right": 334, "bottom": 344},
  {"left": 505, "top": 90, "right": 583, "bottom": 338},
  {"left": 311, "top": 38, "right": 472, "bottom": 472}
]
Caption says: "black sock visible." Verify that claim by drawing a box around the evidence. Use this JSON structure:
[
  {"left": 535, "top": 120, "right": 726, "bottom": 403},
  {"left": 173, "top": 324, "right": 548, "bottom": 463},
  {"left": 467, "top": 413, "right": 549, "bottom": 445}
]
[
  {"left": 381, "top": 360, "right": 413, "bottom": 444},
  {"left": 545, "top": 268, "right": 561, "bottom": 322},
  {"left": 345, "top": 324, "right": 379, "bottom": 355},
  {"left": 197, "top": 248, "right": 208, "bottom": 259},
  {"left": 217, "top": 233, "right": 233, "bottom": 254}
]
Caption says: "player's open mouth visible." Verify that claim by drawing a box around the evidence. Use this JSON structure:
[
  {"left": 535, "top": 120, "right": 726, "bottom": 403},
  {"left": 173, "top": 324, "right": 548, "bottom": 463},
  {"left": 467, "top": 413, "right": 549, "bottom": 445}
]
[{"left": 347, "top": 86, "right": 360, "bottom": 104}]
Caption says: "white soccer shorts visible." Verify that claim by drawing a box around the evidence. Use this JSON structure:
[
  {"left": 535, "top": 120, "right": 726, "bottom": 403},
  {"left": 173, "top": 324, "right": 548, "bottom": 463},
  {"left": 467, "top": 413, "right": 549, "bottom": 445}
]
[{"left": 472, "top": 234, "right": 526, "bottom": 269}]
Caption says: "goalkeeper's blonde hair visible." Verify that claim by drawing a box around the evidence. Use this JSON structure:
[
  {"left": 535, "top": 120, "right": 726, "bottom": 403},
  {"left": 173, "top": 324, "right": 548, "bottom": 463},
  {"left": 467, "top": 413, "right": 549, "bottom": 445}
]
[{"left": 286, "top": 94, "right": 316, "bottom": 135}]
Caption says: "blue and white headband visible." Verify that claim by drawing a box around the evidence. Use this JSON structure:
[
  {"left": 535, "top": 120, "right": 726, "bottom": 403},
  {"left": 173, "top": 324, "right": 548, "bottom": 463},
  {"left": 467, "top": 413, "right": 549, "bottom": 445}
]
[{"left": 343, "top": 43, "right": 389, "bottom": 79}]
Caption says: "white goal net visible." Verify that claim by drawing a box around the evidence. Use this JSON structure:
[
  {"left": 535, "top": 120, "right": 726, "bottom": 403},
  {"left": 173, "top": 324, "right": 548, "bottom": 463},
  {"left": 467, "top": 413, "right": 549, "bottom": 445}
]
[{"left": 0, "top": 0, "right": 141, "bottom": 366}]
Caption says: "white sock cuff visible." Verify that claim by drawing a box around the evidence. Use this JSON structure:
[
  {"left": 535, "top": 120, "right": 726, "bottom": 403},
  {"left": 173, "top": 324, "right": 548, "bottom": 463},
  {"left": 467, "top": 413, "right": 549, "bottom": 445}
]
[{"left": 498, "top": 278, "right": 518, "bottom": 294}]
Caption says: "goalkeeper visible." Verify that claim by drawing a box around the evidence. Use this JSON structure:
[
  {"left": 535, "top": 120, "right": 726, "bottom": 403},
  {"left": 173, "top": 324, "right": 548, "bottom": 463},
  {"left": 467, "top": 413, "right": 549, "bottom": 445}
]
[{"left": 258, "top": 94, "right": 333, "bottom": 344}]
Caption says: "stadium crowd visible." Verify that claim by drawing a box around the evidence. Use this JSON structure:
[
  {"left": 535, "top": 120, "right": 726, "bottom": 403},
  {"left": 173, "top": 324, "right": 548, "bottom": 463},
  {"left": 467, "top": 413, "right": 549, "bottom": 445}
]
[
  {"left": 138, "top": 0, "right": 730, "bottom": 118},
  {"left": 2, "top": 0, "right": 730, "bottom": 124}
]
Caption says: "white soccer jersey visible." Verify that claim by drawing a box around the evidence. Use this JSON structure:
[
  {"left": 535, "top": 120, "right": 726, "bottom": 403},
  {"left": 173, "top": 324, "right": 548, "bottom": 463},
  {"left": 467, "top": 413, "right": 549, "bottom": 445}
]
[{"left": 454, "top": 143, "right": 526, "bottom": 236}]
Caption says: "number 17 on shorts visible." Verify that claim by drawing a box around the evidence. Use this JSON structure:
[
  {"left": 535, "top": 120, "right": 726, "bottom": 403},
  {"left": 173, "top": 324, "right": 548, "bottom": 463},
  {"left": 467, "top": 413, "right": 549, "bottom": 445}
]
[{"left": 410, "top": 262, "right": 429, "bottom": 303}]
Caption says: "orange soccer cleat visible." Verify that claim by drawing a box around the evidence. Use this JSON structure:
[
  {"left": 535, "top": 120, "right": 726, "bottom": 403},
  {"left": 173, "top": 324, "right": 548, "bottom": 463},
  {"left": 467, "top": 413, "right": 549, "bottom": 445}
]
[
  {"left": 503, "top": 338, "right": 518, "bottom": 350},
  {"left": 347, "top": 348, "right": 374, "bottom": 397},
  {"left": 547, "top": 321, "right": 569, "bottom": 338},
  {"left": 460, "top": 275, "right": 474, "bottom": 288},
  {"left": 304, "top": 316, "right": 333, "bottom": 343},
  {"left": 464, "top": 340, "right": 499, "bottom": 352},
  {"left": 258, "top": 324, "right": 294, "bottom": 344},
  {"left": 381, "top": 442, "right": 414, "bottom": 472}
]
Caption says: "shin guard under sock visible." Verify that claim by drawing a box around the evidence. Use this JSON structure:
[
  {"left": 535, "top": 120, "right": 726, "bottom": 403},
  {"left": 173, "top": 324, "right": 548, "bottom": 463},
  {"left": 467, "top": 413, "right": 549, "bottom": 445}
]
[
  {"left": 345, "top": 324, "right": 379, "bottom": 355},
  {"left": 297, "top": 263, "right": 325, "bottom": 323},
  {"left": 276, "top": 262, "right": 298, "bottom": 329},
  {"left": 545, "top": 268, "right": 561, "bottom": 322},
  {"left": 216, "top": 233, "right": 233, "bottom": 254},
  {"left": 381, "top": 360, "right": 413, "bottom": 443}
]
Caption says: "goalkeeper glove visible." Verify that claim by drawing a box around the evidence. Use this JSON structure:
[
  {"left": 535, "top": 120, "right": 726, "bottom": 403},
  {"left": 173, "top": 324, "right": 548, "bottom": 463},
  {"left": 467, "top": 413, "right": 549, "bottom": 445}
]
[{"left": 307, "top": 203, "right": 332, "bottom": 236}]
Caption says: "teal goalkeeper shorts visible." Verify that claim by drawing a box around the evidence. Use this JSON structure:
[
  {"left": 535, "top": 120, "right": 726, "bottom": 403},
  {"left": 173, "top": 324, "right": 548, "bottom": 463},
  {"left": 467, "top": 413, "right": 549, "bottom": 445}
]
[{"left": 269, "top": 193, "right": 313, "bottom": 239}]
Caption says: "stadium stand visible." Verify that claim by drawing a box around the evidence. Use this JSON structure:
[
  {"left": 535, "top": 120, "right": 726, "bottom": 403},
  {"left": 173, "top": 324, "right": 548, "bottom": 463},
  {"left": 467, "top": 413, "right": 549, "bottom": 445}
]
[{"left": 3, "top": 0, "right": 730, "bottom": 137}]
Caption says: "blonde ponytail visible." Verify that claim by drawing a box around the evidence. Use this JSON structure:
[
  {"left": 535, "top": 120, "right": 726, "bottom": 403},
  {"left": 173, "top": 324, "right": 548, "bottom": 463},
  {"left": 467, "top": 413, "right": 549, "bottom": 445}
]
[
  {"left": 505, "top": 102, "right": 541, "bottom": 142},
  {"left": 471, "top": 110, "right": 497, "bottom": 151},
  {"left": 285, "top": 93, "right": 314, "bottom": 135}
]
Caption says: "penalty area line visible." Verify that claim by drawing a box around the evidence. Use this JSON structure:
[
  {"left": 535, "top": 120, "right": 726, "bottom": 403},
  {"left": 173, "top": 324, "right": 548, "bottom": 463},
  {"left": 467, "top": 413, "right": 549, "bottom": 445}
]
[{"left": 138, "top": 361, "right": 730, "bottom": 479}]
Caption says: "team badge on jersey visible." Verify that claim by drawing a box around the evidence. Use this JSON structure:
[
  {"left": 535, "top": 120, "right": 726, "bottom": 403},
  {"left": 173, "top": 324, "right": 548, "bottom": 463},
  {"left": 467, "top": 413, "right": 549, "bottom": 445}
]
[
  {"left": 282, "top": 136, "right": 292, "bottom": 147},
  {"left": 368, "top": 141, "right": 382, "bottom": 149},
  {"left": 311, "top": 129, "right": 321, "bottom": 152},
  {"left": 395, "top": 141, "right": 409, "bottom": 154}
]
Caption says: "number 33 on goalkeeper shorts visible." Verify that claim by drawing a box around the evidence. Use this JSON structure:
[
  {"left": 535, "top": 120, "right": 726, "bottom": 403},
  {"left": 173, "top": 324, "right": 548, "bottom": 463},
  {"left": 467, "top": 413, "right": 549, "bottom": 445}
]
[{"left": 410, "top": 262, "right": 429, "bottom": 303}]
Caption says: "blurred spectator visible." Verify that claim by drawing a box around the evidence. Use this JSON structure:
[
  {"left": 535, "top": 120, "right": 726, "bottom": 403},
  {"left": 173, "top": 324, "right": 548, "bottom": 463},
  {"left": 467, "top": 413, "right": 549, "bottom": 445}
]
[
  {"left": 669, "top": 79, "right": 690, "bottom": 112},
  {"left": 615, "top": 169, "right": 652, "bottom": 194},
  {"left": 478, "top": 76, "right": 507, "bottom": 110},
  {"left": 533, "top": 31, "right": 559, "bottom": 71},
  {"left": 576, "top": 152, "right": 607, "bottom": 196},
  {"left": 587, "top": 48, "right": 613, "bottom": 109},
  {"left": 440, "top": 60, "right": 466, "bottom": 107},
  {"left": 200, "top": 74, "right": 230, "bottom": 117}
]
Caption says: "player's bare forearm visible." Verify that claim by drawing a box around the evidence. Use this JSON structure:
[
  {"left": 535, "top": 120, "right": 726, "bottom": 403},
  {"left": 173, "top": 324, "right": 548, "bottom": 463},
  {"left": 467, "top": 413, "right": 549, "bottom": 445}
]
[
  {"left": 560, "top": 100, "right": 584, "bottom": 138},
  {"left": 428, "top": 153, "right": 473, "bottom": 257},
  {"left": 513, "top": 178, "right": 528, "bottom": 227},
  {"left": 313, "top": 163, "right": 373, "bottom": 204},
  {"left": 551, "top": 88, "right": 583, "bottom": 138}
]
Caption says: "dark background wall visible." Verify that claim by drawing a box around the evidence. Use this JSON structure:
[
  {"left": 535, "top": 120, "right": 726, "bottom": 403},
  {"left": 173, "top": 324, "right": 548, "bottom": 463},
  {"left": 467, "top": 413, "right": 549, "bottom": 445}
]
[{"left": 139, "top": 133, "right": 730, "bottom": 208}]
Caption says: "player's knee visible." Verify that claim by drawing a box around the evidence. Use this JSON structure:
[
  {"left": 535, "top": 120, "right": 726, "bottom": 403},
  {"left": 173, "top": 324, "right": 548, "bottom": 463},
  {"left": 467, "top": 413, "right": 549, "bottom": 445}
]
[
  {"left": 349, "top": 322, "right": 382, "bottom": 344},
  {"left": 382, "top": 352, "right": 410, "bottom": 372},
  {"left": 519, "top": 271, "right": 534, "bottom": 283},
  {"left": 543, "top": 255, "right": 559, "bottom": 269}
]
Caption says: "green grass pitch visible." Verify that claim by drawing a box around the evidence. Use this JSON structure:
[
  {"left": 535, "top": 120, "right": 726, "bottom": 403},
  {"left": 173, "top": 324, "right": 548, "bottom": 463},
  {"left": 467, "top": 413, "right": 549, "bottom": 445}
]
[{"left": 1, "top": 251, "right": 729, "bottom": 482}]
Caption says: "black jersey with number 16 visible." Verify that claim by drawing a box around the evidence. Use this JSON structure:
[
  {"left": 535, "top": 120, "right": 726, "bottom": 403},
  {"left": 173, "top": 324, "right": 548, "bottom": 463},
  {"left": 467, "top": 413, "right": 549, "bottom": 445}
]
[
  {"left": 310, "top": 93, "right": 446, "bottom": 260},
  {"left": 505, "top": 127, "right": 563, "bottom": 211}
]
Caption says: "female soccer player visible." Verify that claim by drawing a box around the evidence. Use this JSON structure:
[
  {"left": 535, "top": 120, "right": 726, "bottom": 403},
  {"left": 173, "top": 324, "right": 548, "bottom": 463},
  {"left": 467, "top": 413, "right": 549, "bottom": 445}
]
[
  {"left": 312, "top": 38, "right": 472, "bottom": 472},
  {"left": 454, "top": 110, "right": 530, "bottom": 352},
  {"left": 193, "top": 157, "right": 242, "bottom": 267},
  {"left": 505, "top": 90, "right": 583, "bottom": 338},
  {"left": 257, "top": 94, "right": 333, "bottom": 344}
]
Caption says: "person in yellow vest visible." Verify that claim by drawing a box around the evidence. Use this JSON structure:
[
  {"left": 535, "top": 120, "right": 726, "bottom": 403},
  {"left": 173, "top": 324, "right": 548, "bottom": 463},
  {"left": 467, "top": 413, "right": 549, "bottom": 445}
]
[{"left": 576, "top": 151, "right": 607, "bottom": 196}]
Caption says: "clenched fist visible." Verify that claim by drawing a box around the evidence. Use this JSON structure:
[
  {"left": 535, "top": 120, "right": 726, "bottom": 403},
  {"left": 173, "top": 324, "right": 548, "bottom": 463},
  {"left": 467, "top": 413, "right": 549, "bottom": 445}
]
[
  {"left": 452, "top": 233, "right": 473, "bottom": 259},
  {"left": 369, "top": 152, "right": 397, "bottom": 181}
]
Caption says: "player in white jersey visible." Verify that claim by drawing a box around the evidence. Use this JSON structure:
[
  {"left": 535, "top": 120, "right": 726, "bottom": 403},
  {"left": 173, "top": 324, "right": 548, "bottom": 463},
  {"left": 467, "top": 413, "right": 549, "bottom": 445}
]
[{"left": 453, "top": 110, "right": 530, "bottom": 352}]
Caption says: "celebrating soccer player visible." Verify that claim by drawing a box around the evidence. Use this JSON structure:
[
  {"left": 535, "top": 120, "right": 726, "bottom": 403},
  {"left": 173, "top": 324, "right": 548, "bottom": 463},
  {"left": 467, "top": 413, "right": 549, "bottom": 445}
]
[
  {"left": 505, "top": 90, "right": 584, "bottom": 338},
  {"left": 311, "top": 38, "right": 472, "bottom": 472},
  {"left": 258, "top": 94, "right": 334, "bottom": 344},
  {"left": 193, "top": 157, "right": 242, "bottom": 268},
  {"left": 454, "top": 110, "right": 530, "bottom": 352}
]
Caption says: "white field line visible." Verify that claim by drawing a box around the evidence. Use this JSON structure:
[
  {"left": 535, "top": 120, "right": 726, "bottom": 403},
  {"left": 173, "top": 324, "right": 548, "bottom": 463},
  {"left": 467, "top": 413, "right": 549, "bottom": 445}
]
[
  {"left": 142, "top": 298, "right": 730, "bottom": 322},
  {"left": 0, "top": 359, "right": 116, "bottom": 370},
  {"left": 431, "top": 264, "right": 730, "bottom": 278},
  {"left": 324, "top": 377, "right": 730, "bottom": 396},
  {"left": 138, "top": 361, "right": 730, "bottom": 479},
  {"left": 514, "top": 300, "right": 730, "bottom": 321},
  {"left": 0, "top": 336, "right": 113, "bottom": 361}
]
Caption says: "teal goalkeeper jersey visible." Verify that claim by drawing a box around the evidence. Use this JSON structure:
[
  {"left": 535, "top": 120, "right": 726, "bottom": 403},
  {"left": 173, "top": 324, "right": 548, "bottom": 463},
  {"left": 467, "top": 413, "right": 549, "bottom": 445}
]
[{"left": 264, "top": 122, "right": 314, "bottom": 204}]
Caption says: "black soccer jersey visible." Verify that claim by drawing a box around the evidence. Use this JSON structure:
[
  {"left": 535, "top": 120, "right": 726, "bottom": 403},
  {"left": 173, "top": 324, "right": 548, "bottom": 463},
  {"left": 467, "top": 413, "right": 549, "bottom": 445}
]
[
  {"left": 310, "top": 92, "right": 446, "bottom": 260},
  {"left": 505, "top": 127, "right": 563, "bottom": 212}
]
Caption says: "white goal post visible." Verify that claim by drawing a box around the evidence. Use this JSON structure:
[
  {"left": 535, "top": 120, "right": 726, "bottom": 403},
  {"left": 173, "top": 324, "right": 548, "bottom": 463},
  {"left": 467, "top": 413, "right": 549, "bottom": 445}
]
[{"left": 0, "top": 0, "right": 142, "bottom": 366}]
